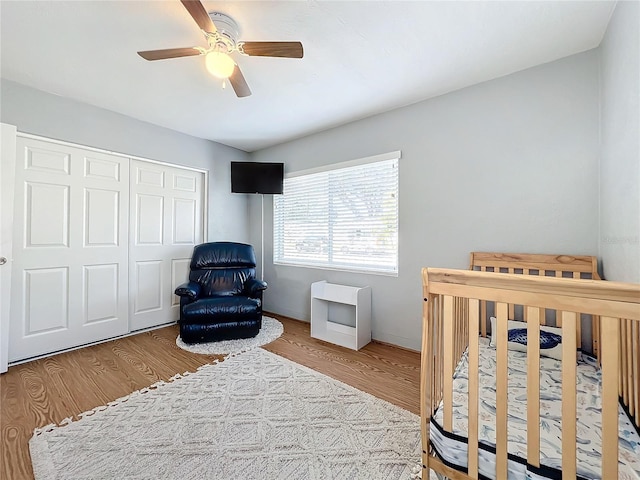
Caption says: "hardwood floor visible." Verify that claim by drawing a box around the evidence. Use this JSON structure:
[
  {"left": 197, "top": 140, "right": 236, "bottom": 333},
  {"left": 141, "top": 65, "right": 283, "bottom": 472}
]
[{"left": 1, "top": 314, "right": 421, "bottom": 480}]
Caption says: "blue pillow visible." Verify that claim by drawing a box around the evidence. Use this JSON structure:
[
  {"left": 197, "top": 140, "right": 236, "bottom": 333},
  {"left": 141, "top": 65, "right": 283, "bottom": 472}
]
[{"left": 490, "top": 318, "right": 564, "bottom": 360}]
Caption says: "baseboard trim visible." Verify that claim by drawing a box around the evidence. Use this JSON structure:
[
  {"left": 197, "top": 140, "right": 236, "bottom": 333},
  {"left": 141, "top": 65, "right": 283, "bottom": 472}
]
[
  {"left": 7, "top": 322, "right": 177, "bottom": 368},
  {"left": 371, "top": 338, "right": 420, "bottom": 354},
  {"left": 264, "top": 311, "right": 420, "bottom": 353},
  {"left": 264, "top": 311, "right": 308, "bottom": 324}
]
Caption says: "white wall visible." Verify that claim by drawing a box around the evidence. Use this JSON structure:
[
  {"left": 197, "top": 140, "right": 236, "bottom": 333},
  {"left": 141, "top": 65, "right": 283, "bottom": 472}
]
[
  {"left": 599, "top": 1, "right": 640, "bottom": 283},
  {"left": 0, "top": 79, "right": 251, "bottom": 243},
  {"left": 251, "top": 51, "right": 600, "bottom": 350}
]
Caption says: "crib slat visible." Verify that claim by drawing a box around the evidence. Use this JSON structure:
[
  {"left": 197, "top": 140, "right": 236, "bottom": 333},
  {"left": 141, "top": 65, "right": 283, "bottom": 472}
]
[
  {"left": 577, "top": 314, "right": 582, "bottom": 348},
  {"left": 438, "top": 297, "right": 443, "bottom": 412},
  {"left": 574, "top": 273, "right": 582, "bottom": 347},
  {"left": 468, "top": 299, "right": 480, "bottom": 479},
  {"left": 480, "top": 268, "right": 487, "bottom": 338},
  {"left": 635, "top": 320, "right": 640, "bottom": 426},
  {"left": 555, "top": 272, "right": 563, "bottom": 328},
  {"left": 526, "top": 307, "right": 540, "bottom": 467},
  {"left": 537, "top": 270, "right": 547, "bottom": 326},
  {"left": 435, "top": 296, "right": 442, "bottom": 413},
  {"left": 601, "top": 317, "right": 619, "bottom": 479},
  {"left": 465, "top": 300, "right": 469, "bottom": 350},
  {"left": 627, "top": 319, "right": 634, "bottom": 417},
  {"left": 634, "top": 320, "right": 640, "bottom": 425},
  {"left": 622, "top": 320, "right": 629, "bottom": 405},
  {"left": 420, "top": 289, "right": 433, "bottom": 475},
  {"left": 456, "top": 298, "right": 463, "bottom": 367},
  {"left": 523, "top": 269, "right": 530, "bottom": 323},
  {"left": 453, "top": 298, "right": 459, "bottom": 372},
  {"left": 594, "top": 315, "right": 601, "bottom": 365},
  {"left": 443, "top": 295, "right": 454, "bottom": 431},
  {"left": 508, "top": 268, "right": 515, "bottom": 319},
  {"left": 561, "top": 311, "right": 577, "bottom": 479},
  {"left": 620, "top": 322, "right": 625, "bottom": 398},
  {"left": 496, "top": 302, "right": 508, "bottom": 479}
]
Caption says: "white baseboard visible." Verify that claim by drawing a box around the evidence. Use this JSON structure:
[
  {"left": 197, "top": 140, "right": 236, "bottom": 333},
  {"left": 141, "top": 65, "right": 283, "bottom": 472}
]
[{"left": 7, "top": 322, "right": 177, "bottom": 368}]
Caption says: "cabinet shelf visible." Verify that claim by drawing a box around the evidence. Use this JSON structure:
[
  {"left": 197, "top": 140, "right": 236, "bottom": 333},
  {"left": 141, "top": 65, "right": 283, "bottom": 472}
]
[{"left": 310, "top": 281, "right": 371, "bottom": 350}]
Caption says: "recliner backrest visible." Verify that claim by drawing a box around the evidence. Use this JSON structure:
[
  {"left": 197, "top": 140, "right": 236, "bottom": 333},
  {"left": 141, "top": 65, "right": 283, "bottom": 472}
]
[{"left": 189, "top": 242, "right": 257, "bottom": 297}]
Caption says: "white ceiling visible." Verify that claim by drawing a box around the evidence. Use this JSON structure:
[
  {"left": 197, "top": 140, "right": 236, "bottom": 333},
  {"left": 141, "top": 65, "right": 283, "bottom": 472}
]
[{"left": 1, "top": 1, "right": 615, "bottom": 152}]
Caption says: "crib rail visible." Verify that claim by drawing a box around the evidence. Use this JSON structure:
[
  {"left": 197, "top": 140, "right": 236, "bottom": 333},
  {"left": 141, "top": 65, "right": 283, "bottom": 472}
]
[{"left": 421, "top": 268, "right": 640, "bottom": 480}]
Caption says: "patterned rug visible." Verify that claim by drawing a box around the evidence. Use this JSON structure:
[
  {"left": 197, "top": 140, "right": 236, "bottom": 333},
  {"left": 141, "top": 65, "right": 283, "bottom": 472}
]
[
  {"left": 175, "top": 315, "right": 284, "bottom": 355},
  {"left": 30, "top": 348, "right": 421, "bottom": 480}
]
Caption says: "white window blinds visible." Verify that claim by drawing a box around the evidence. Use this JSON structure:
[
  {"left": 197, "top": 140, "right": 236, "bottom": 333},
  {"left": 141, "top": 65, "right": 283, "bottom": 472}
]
[{"left": 274, "top": 152, "right": 399, "bottom": 274}]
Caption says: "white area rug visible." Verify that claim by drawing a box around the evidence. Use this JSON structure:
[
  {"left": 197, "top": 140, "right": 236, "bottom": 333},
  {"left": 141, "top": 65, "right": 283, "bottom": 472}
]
[
  {"left": 30, "top": 348, "right": 421, "bottom": 480},
  {"left": 175, "top": 315, "right": 284, "bottom": 355}
]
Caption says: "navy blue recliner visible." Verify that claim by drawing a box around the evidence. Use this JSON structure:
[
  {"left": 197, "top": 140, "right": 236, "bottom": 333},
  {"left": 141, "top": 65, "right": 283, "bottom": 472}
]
[{"left": 174, "top": 242, "right": 267, "bottom": 344}]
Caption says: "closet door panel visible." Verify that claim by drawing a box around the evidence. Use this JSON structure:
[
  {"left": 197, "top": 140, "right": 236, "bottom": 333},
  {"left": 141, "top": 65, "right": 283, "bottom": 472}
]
[
  {"left": 25, "top": 182, "right": 70, "bottom": 247},
  {"left": 24, "top": 267, "right": 69, "bottom": 334},
  {"left": 85, "top": 188, "right": 120, "bottom": 246},
  {"left": 83, "top": 263, "right": 119, "bottom": 324},
  {"left": 134, "top": 260, "right": 163, "bottom": 314},
  {"left": 136, "top": 194, "right": 164, "bottom": 245}
]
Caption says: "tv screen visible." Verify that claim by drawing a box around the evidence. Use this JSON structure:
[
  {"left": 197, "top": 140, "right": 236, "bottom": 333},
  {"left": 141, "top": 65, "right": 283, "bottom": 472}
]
[{"left": 231, "top": 162, "right": 284, "bottom": 194}]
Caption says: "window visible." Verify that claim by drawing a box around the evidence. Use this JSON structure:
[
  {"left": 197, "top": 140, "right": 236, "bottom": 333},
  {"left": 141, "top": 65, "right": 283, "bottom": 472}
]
[{"left": 274, "top": 151, "right": 399, "bottom": 275}]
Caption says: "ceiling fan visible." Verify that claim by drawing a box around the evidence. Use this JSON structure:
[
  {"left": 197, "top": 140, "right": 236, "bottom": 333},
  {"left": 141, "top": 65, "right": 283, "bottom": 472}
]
[{"left": 137, "top": 0, "right": 304, "bottom": 98}]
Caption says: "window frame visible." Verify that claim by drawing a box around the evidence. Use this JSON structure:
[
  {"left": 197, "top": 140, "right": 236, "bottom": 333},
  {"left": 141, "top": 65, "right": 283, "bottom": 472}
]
[{"left": 273, "top": 151, "right": 400, "bottom": 276}]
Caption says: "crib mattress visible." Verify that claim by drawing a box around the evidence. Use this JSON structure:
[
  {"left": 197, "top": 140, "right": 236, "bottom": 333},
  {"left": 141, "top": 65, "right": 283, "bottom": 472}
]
[{"left": 430, "top": 338, "right": 640, "bottom": 480}]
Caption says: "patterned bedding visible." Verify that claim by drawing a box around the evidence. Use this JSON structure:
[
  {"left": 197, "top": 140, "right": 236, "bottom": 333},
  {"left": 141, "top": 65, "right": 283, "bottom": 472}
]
[{"left": 430, "top": 338, "right": 640, "bottom": 480}]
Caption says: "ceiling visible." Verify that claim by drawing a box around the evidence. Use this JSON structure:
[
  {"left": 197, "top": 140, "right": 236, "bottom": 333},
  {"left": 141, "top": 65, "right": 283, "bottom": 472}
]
[{"left": 0, "top": 1, "right": 615, "bottom": 152}]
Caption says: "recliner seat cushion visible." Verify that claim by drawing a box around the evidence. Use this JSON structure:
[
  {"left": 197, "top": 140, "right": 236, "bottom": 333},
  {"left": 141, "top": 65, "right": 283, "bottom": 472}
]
[
  {"left": 180, "top": 319, "right": 260, "bottom": 344},
  {"left": 182, "top": 297, "right": 261, "bottom": 324}
]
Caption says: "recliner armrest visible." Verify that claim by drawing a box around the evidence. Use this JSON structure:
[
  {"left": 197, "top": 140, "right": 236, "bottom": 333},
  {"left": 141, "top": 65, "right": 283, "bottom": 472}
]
[
  {"left": 175, "top": 281, "right": 201, "bottom": 300},
  {"left": 245, "top": 278, "right": 268, "bottom": 297}
]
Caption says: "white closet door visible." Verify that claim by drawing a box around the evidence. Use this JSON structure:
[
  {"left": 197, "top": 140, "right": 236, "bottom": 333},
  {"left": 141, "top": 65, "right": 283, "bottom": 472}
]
[
  {"left": 9, "top": 137, "right": 129, "bottom": 362},
  {"left": 129, "top": 160, "right": 204, "bottom": 331}
]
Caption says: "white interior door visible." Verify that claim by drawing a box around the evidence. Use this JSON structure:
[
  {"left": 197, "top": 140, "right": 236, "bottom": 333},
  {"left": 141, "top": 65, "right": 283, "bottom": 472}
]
[
  {"left": 129, "top": 160, "right": 204, "bottom": 331},
  {"left": 9, "top": 136, "right": 129, "bottom": 362},
  {"left": 0, "top": 124, "right": 17, "bottom": 372}
]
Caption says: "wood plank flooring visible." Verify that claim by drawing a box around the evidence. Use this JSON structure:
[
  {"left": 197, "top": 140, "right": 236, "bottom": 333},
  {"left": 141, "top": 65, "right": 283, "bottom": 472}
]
[{"left": 0, "top": 314, "right": 420, "bottom": 480}]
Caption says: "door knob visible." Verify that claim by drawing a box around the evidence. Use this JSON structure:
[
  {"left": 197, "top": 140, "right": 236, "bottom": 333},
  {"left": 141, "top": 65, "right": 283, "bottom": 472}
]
[{"left": 0, "top": 257, "right": 6, "bottom": 265}]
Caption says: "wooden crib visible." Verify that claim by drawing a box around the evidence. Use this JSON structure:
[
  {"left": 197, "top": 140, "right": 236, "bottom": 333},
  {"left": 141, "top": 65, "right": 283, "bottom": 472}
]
[{"left": 420, "top": 253, "right": 640, "bottom": 480}]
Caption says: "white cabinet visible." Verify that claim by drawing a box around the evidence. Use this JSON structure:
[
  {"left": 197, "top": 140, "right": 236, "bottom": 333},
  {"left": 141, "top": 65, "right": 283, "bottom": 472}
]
[{"left": 310, "top": 281, "right": 371, "bottom": 350}]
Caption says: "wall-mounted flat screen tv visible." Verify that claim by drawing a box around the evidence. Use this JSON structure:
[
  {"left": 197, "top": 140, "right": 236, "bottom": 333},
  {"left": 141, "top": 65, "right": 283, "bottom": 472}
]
[{"left": 231, "top": 162, "right": 284, "bottom": 194}]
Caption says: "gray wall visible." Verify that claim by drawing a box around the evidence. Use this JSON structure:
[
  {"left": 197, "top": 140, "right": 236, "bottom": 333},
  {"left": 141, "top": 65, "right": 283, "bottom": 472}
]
[
  {"left": 599, "top": 1, "right": 640, "bottom": 283},
  {"left": 251, "top": 51, "right": 600, "bottom": 350},
  {"left": 0, "top": 79, "right": 251, "bottom": 243}
]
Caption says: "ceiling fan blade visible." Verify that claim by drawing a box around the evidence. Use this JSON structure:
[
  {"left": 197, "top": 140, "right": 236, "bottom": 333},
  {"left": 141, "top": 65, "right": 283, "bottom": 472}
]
[
  {"left": 241, "top": 42, "right": 303, "bottom": 58},
  {"left": 229, "top": 65, "right": 251, "bottom": 98},
  {"left": 137, "top": 47, "right": 202, "bottom": 61},
  {"left": 180, "top": 0, "right": 216, "bottom": 33}
]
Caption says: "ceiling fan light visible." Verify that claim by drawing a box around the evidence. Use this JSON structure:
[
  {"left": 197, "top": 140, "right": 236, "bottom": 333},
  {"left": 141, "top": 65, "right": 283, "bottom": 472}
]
[{"left": 205, "top": 51, "right": 235, "bottom": 79}]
